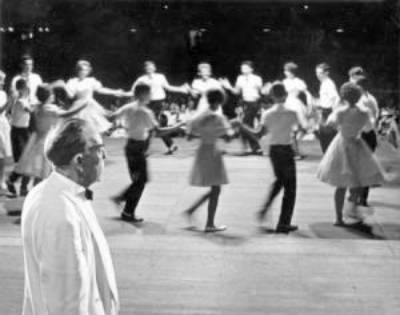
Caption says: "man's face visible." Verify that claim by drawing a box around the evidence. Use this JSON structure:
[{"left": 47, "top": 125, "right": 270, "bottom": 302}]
[
  {"left": 81, "top": 128, "right": 106, "bottom": 187},
  {"left": 22, "top": 59, "right": 34, "bottom": 73}
]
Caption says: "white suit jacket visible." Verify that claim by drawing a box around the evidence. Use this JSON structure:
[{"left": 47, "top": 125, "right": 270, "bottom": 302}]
[{"left": 21, "top": 172, "right": 119, "bottom": 315}]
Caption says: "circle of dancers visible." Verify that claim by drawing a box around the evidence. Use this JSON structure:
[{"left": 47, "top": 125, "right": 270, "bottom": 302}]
[{"left": 0, "top": 55, "right": 399, "bottom": 233}]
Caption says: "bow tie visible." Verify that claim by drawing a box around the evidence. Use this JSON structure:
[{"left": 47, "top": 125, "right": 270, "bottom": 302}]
[{"left": 84, "top": 189, "right": 94, "bottom": 200}]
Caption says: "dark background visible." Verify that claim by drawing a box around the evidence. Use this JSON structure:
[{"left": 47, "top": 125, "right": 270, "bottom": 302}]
[{"left": 0, "top": 0, "right": 399, "bottom": 106}]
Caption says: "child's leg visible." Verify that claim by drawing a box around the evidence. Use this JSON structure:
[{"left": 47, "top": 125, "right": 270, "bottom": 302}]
[
  {"left": 20, "top": 176, "right": 30, "bottom": 196},
  {"left": 206, "top": 185, "right": 221, "bottom": 228},
  {"left": 185, "top": 191, "right": 212, "bottom": 215},
  {"left": 277, "top": 154, "right": 297, "bottom": 228},
  {"left": 334, "top": 188, "right": 347, "bottom": 225}
]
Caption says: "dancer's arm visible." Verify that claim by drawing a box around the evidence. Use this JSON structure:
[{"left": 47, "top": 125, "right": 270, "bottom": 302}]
[
  {"left": 239, "top": 123, "right": 266, "bottom": 138},
  {"left": 58, "top": 101, "right": 87, "bottom": 118},
  {"left": 163, "top": 77, "right": 190, "bottom": 94},
  {"left": 220, "top": 78, "right": 240, "bottom": 95},
  {"left": 154, "top": 122, "right": 186, "bottom": 137}
]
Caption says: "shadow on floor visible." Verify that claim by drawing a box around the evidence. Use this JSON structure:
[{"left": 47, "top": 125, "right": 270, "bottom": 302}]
[
  {"left": 308, "top": 222, "right": 400, "bottom": 240},
  {"left": 182, "top": 226, "right": 249, "bottom": 246},
  {"left": 108, "top": 217, "right": 167, "bottom": 235}
]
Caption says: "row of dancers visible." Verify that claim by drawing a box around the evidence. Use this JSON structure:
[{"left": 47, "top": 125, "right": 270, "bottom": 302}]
[{"left": 0, "top": 55, "right": 396, "bottom": 233}]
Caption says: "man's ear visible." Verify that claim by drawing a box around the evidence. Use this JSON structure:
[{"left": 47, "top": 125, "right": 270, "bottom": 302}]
[{"left": 72, "top": 153, "right": 83, "bottom": 166}]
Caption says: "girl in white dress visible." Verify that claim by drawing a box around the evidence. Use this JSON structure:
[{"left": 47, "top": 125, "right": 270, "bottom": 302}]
[
  {"left": 184, "top": 89, "right": 234, "bottom": 233},
  {"left": 66, "top": 60, "right": 123, "bottom": 134},
  {"left": 190, "top": 62, "right": 223, "bottom": 116},
  {"left": 0, "top": 71, "right": 12, "bottom": 194},
  {"left": 317, "top": 83, "right": 384, "bottom": 226},
  {"left": 282, "top": 62, "right": 311, "bottom": 158},
  {"left": 14, "top": 84, "right": 87, "bottom": 186}
]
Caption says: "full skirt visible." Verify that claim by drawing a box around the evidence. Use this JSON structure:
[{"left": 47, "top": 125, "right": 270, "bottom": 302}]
[
  {"left": 15, "top": 132, "right": 52, "bottom": 179},
  {"left": 74, "top": 99, "right": 112, "bottom": 134},
  {"left": 317, "top": 134, "right": 384, "bottom": 188},
  {"left": 0, "top": 115, "right": 11, "bottom": 158},
  {"left": 190, "top": 143, "right": 228, "bottom": 187}
]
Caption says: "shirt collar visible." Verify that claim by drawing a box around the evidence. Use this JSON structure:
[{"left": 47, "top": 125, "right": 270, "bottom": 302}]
[{"left": 51, "top": 171, "right": 86, "bottom": 198}]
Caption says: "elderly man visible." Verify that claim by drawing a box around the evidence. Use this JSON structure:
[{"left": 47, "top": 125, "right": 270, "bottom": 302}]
[{"left": 21, "top": 119, "right": 119, "bottom": 315}]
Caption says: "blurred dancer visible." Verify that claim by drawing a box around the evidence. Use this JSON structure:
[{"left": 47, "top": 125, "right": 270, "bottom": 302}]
[
  {"left": 190, "top": 62, "right": 223, "bottom": 115},
  {"left": 221, "top": 61, "right": 263, "bottom": 155},
  {"left": 317, "top": 83, "right": 384, "bottom": 226},
  {"left": 10, "top": 55, "right": 43, "bottom": 105},
  {"left": 7, "top": 79, "right": 32, "bottom": 197},
  {"left": 239, "top": 82, "right": 305, "bottom": 233},
  {"left": 130, "top": 61, "right": 188, "bottom": 155},
  {"left": 110, "top": 83, "right": 183, "bottom": 222},
  {"left": 13, "top": 84, "right": 86, "bottom": 188},
  {"left": 315, "top": 63, "right": 340, "bottom": 153},
  {"left": 282, "top": 62, "right": 311, "bottom": 159},
  {"left": 66, "top": 60, "right": 124, "bottom": 134},
  {"left": 0, "top": 71, "right": 11, "bottom": 194},
  {"left": 184, "top": 89, "right": 234, "bottom": 232}
]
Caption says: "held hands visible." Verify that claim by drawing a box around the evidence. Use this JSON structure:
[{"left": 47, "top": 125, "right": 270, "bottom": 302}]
[{"left": 219, "top": 77, "right": 232, "bottom": 90}]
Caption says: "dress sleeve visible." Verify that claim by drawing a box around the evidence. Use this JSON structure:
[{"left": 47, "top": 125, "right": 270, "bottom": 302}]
[{"left": 92, "top": 78, "right": 103, "bottom": 91}]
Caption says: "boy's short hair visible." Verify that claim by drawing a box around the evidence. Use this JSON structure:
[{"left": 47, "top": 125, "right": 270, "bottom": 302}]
[
  {"left": 15, "top": 78, "right": 28, "bottom": 91},
  {"left": 241, "top": 60, "right": 254, "bottom": 69},
  {"left": 270, "top": 81, "right": 288, "bottom": 100},
  {"left": 340, "top": 82, "right": 362, "bottom": 105},
  {"left": 206, "top": 88, "right": 226, "bottom": 110},
  {"left": 36, "top": 84, "right": 52, "bottom": 103},
  {"left": 316, "top": 63, "right": 330, "bottom": 73},
  {"left": 284, "top": 62, "right": 298, "bottom": 75},
  {"left": 354, "top": 75, "right": 369, "bottom": 91},
  {"left": 134, "top": 83, "right": 151, "bottom": 98},
  {"left": 348, "top": 66, "right": 365, "bottom": 78}
]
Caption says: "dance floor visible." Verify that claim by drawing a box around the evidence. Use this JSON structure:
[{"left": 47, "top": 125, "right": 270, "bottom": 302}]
[{"left": 0, "top": 137, "right": 399, "bottom": 314}]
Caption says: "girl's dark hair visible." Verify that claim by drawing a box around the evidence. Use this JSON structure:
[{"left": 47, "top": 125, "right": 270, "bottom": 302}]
[
  {"left": 134, "top": 83, "right": 151, "bottom": 98},
  {"left": 270, "top": 81, "right": 288, "bottom": 100},
  {"left": 355, "top": 76, "right": 369, "bottom": 91},
  {"left": 36, "top": 84, "right": 52, "bottom": 103},
  {"left": 206, "top": 89, "right": 226, "bottom": 110},
  {"left": 15, "top": 79, "right": 28, "bottom": 91},
  {"left": 340, "top": 82, "right": 362, "bottom": 106}
]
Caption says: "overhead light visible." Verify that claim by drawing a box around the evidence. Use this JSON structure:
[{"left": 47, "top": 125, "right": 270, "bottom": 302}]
[
  {"left": 8, "top": 26, "right": 14, "bottom": 32},
  {"left": 199, "top": 28, "right": 207, "bottom": 32},
  {"left": 303, "top": 5, "right": 309, "bottom": 10},
  {"left": 130, "top": 28, "right": 137, "bottom": 33},
  {"left": 45, "top": 27, "right": 50, "bottom": 32},
  {"left": 38, "top": 27, "right": 44, "bottom": 32},
  {"left": 29, "top": 32, "right": 34, "bottom": 39},
  {"left": 262, "top": 28, "right": 271, "bottom": 33},
  {"left": 163, "top": 4, "right": 168, "bottom": 10},
  {"left": 336, "top": 28, "right": 344, "bottom": 33},
  {"left": 0, "top": 27, "right": 5, "bottom": 32}
]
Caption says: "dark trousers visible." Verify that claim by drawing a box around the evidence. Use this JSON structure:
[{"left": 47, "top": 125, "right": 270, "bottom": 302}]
[
  {"left": 117, "top": 139, "right": 149, "bottom": 216},
  {"left": 318, "top": 108, "right": 337, "bottom": 153},
  {"left": 263, "top": 145, "right": 297, "bottom": 227},
  {"left": 149, "top": 100, "right": 174, "bottom": 148},
  {"left": 11, "top": 126, "right": 30, "bottom": 163},
  {"left": 239, "top": 101, "right": 261, "bottom": 151},
  {"left": 360, "top": 130, "right": 378, "bottom": 205}
]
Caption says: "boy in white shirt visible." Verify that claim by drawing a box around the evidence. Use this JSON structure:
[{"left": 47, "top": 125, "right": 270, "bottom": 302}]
[
  {"left": 239, "top": 82, "right": 306, "bottom": 233},
  {"left": 111, "top": 83, "right": 183, "bottom": 222},
  {"left": 7, "top": 79, "right": 32, "bottom": 196},
  {"left": 221, "top": 61, "right": 263, "bottom": 154}
]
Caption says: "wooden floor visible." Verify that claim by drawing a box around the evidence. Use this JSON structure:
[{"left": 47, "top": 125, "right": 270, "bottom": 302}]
[{"left": 0, "top": 137, "right": 399, "bottom": 315}]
